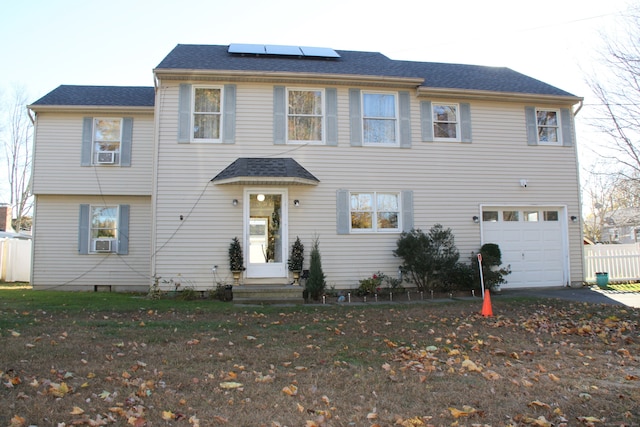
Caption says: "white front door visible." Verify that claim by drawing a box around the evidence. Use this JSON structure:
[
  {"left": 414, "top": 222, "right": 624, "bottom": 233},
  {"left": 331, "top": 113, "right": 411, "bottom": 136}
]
[{"left": 245, "top": 189, "right": 288, "bottom": 278}]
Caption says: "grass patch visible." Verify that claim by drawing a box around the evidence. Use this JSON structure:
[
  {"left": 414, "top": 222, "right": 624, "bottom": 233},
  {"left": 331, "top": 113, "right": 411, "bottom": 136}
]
[
  {"left": 605, "top": 283, "right": 640, "bottom": 292},
  {"left": 1, "top": 289, "right": 639, "bottom": 426}
]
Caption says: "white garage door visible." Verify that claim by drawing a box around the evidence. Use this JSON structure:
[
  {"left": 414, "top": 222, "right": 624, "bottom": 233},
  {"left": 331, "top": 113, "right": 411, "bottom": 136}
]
[{"left": 482, "top": 208, "right": 567, "bottom": 288}]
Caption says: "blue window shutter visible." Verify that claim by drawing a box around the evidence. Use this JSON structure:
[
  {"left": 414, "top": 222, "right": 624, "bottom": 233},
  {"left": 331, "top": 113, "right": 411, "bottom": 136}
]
[
  {"left": 223, "top": 84, "right": 236, "bottom": 144},
  {"left": 120, "top": 117, "right": 133, "bottom": 166},
  {"left": 399, "top": 91, "right": 411, "bottom": 148},
  {"left": 81, "top": 117, "right": 93, "bottom": 166},
  {"left": 460, "top": 103, "right": 472, "bottom": 143},
  {"left": 117, "top": 204, "right": 130, "bottom": 255},
  {"left": 325, "top": 88, "right": 338, "bottom": 146},
  {"left": 273, "top": 86, "right": 286, "bottom": 145},
  {"left": 78, "top": 204, "right": 90, "bottom": 254},
  {"left": 178, "top": 84, "right": 192, "bottom": 143},
  {"left": 420, "top": 101, "right": 434, "bottom": 142},
  {"left": 336, "top": 190, "right": 350, "bottom": 234},
  {"left": 560, "top": 108, "right": 574, "bottom": 146},
  {"left": 525, "top": 106, "right": 538, "bottom": 145},
  {"left": 349, "top": 89, "right": 362, "bottom": 146},
  {"left": 401, "top": 191, "right": 414, "bottom": 232}
]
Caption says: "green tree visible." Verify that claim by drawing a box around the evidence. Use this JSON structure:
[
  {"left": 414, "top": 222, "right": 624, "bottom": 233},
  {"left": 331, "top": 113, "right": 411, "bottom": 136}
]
[{"left": 305, "top": 235, "right": 325, "bottom": 301}]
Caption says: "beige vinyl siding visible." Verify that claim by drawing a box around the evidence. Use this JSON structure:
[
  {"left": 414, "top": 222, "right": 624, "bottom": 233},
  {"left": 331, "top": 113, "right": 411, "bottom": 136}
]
[
  {"left": 31, "top": 195, "right": 151, "bottom": 291},
  {"left": 32, "top": 112, "right": 154, "bottom": 196},
  {"left": 153, "top": 82, "right": 582, "bottom": 289}
]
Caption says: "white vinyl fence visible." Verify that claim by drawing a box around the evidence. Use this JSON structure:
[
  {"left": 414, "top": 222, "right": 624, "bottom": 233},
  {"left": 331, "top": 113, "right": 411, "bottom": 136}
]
[
  {"left": 583, "top": 243, "right": 640, "bottom": 283},
  {"left": 0, "top": 238, "right": 32, "bottom": 282}
]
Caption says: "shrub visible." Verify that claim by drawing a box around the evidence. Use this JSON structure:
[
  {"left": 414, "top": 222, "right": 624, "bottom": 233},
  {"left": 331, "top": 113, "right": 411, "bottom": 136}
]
[
  {"left": 287, "top": 236, "right": 304, "bottom": 271},
  {"left": 357, "top": 271, "right": 403, "bottom": 296},
  {"left": 305, "top": 236, "right": 326, "bottom": 301},
  {"left": 228, "top": 237, "right": 245, "bottom": 272},
  {"left": 394, "top": 224, "right": 460, "bottom": 292},
  {"left": 473, "top": 243, "right": 511, "bottom": 289}
]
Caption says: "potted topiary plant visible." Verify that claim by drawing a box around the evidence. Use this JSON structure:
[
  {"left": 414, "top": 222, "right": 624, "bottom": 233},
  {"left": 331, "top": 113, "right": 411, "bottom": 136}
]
[
  {"left": 228, "top": 237, "right": 245, "bottom": 285},
  {"left": 287, "top": 236, "right": 304, "bottom": 285}
]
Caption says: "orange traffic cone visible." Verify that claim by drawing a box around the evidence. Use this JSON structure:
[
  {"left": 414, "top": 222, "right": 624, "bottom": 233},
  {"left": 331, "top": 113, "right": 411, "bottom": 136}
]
[{"left": 481, "top": 289, "right": 493, "bottom": 317}]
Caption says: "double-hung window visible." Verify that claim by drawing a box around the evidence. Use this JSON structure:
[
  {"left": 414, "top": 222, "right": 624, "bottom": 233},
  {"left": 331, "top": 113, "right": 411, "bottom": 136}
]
[
  {"left": 536, "top": 109, "right": 560, "bottom": 144},
  {"left": 433, "top": 103, "right": 460, "bottom": 140},
  {"left": 287, "top": 89, "right": 324, "bottom": 143},
  {"left": 350, "top": 192, "right": 400, "bottom": 232},
  {"left": 362, "top": 92, "right": 398, "bottom": 145},
  {"left": 78, "top": 204, "right": 129, "bottom": 255},
  {"left": 93, "top": 118, "right": 121, "bottom": 165},
  {"left": 193, "top": 86, "right": 222, "bottom": 141}
]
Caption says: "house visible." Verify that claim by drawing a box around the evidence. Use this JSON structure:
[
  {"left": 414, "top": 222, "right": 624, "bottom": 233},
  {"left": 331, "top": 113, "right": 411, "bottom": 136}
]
[
  {"left": 602, "top": 208, "right": 640, "bottom": 243},
  {"left": 28, "top": 43, "right": 584, "bottom": 292}
]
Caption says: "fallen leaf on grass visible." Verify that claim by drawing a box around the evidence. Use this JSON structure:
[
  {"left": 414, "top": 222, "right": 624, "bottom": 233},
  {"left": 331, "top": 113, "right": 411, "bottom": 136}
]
[
  {"left": 461, "top": 359, "right": 482, "bottom": 372},
  {"left": 9, "top": 415, "right": 26, "bottom": 427},
  {"left": 162, "top": 411, "right": 175, "bottom": 420},
  {"left": 548, "top": 373, "right": 560, "bottom": 382},
  {"left": 448, "top": 405, "right": 477, "bottom": 418},
  {"left": 282, "top": 384, "right": 298, "bottom": 396},
  {"left": 70, "top": 406, "right": 85, "bottom": 415},
  {"left": 482, "top": 370, "right": 501, "bottom": 380},
  {"left": 576, "top": 416, "right": 604, "bottom": 424},
  {"left": 48, "top": 382, "right": 70, "bottom": 397},
  {"left": 528, "top": 400, "right": 551, "bottom": 410},
  {"left": 521, "top": 415, "right": 552, "bottom": 426},
  {"left": 219, "top": 382, "right": 243, "bottom": 389}
]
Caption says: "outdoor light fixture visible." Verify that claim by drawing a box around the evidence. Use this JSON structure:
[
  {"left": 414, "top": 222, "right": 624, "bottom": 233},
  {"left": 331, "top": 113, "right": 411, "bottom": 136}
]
[
  {"left": 232, "top": 199, "right": 238, "bottom": 206},
  {"left": 570, "top": 215, "right": 578, "bottom": 223},
  {"left": 472, "top": 215, "right": 479, "bottom": 223},
  {"left": 294, "top": 199, "right": 300, "bottom": 207},
  {"left": 257, "top": 194, "right": 265, "bottom": 202}
]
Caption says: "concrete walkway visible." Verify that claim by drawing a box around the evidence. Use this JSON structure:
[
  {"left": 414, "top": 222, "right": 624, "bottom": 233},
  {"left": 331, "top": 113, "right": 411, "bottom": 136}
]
[{"left": 495, "top": 286, "right": 640, "bottom": 308}]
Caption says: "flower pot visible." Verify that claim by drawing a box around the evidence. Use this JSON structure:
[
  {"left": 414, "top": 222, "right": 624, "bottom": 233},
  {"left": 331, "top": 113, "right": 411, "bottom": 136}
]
[
  {"left": 292, "top": 270, "right": 301, "bottom": 285},
  {"left": 232, "top": 271, "right": 242, "bottom": 285}
]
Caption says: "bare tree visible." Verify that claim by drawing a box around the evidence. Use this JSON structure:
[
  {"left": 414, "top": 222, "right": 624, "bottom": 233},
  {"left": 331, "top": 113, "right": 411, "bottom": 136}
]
[
  {"left": 1, "top": 85, "right": 33, "bottom": 231},
  {"left": 586, "top": 5, "right": 640, "bottom": 180}
]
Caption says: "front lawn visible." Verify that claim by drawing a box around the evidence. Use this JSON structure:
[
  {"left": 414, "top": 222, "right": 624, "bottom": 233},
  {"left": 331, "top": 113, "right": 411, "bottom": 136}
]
[{"left": 1, "top": 290, "right": 638, "bottom": 426}]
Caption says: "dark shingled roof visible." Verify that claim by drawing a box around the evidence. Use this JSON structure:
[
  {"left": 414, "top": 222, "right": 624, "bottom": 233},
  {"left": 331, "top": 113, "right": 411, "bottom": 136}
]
[
  {"left": 156, "top": 44, "right": 576, "bottom": 97},
  {"left": 30, "top": 85, "right": 155, "bottom": 107},
  {"left": 212, "top": 158, "right": 320, "bottom": 185}
]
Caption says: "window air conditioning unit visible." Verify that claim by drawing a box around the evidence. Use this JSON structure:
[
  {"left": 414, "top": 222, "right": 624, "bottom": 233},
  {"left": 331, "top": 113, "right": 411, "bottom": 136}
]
[
  {"left": 96, "top": 151, "right": 116, "bottom": 164},
  {"left": 93, "top": 239, "right": 113, "bottom": 252}
]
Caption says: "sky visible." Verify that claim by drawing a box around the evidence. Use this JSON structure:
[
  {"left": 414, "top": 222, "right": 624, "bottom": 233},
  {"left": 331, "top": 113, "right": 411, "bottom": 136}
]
[{"left": 0, "top": 0, "right": 633, "bottom": 204}]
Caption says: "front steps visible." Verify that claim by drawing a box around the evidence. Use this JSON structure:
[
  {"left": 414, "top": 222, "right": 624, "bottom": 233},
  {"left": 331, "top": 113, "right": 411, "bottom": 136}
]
[{"left": 231, "top": 285, "right": 305, "bottom": 305}]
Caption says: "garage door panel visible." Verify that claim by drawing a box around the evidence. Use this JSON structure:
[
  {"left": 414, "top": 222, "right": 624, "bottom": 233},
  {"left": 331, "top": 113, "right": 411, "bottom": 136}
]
[{"left": 482, "top": 207, "right": 566, "bottom": 288}]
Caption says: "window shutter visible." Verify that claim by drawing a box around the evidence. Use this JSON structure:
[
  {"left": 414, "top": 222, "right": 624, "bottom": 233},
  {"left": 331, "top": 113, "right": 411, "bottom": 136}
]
[
  {"left": 401, "top": 190, "right": 414, "bottom": 232},
  {"left": 178, "top": 84, "right": 192, "bottom": 143},
  {"left": 78, "top": 204, "right": 90, "bottom": 254},
  {"left": 81, "top": 117, "right": 93, "bottom": 166},
  {"left": 525, "top": 106, "right": 538, "bottom": 145},
  {"left": 349, "top": 89, "right": 362, "bottom": 146},
  {"left": 273, "top": 86, "right": 286, "bottom": 145},
  {"left": 399, "top": 91, "right": 411, "bottom": 148},
  {"left": 420, "top": 101, "right": 434, "bottom": 142},
  {"left": 560, "top": 108, "right": 574, "bottom": 147},
  {"left": 325, "top": 88, "right": 338, "bottom": 146},
  {"left": 117, "top": 204, "right": 130, "bottom": 255},
  {"left": 120, "top": 117, "right": 133, "bottom": 166},
  {"left": 460, "top": 103, "right": 472, "bottom": 143},
  {"left": 336, "top": 189, "right": 350, "bottom": 234},
  {"left": 223, "top": 84, "right": 236, "bottom": 144}
]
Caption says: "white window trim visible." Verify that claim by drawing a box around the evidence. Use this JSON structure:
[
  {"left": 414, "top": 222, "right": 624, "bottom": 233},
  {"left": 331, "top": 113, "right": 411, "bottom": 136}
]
[
  {"left": 432, "top": 103, "right": 461, "bottom": 142},
  {"left": 361, "top": 91, "right": 399, "bottom": 147},
  {"left": 536, "top": 108, "right": 562, "bottom": 146},
  {"left": 89, "top": 205, "right": 119, "bottom": 254},
  {"left": 286, "top": 87, "right": 325, "bottom": 145},
  {"left": 93, "top": 117, "right": 122, "bottom": 165},
  {"left": 349, "top": 191, "right": 402, "bottom": 233},
  {"left": 191, "top": 85, "right": 224, "bottom": 143}
]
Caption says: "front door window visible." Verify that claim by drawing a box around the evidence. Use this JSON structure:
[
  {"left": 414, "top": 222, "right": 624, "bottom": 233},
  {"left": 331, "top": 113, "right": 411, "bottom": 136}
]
[{"left": 246, "top": 191, "right": 287, "bottom": 278}]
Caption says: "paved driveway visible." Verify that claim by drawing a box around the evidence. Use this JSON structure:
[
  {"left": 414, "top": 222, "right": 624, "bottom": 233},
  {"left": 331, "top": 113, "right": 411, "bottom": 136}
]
[{"left": 498, "top": 286, "right": 640, "bottom": 308}]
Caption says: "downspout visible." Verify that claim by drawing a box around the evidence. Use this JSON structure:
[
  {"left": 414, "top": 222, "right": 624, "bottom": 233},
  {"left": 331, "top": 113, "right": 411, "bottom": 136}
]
[{"left": 573, "top": 100, "right": 583, "bottom": 117}]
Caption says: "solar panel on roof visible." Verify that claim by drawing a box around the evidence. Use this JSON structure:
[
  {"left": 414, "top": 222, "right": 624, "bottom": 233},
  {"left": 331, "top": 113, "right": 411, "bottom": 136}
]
[
  {"left": 228, "top": 43, "right": 340, "bottom": 59},
  {"left": 300, "top": 46, "right": 341, "bottom": 58},
  {"left": 228, "top": 44, "right": 266, "bottom": 54},
  {"left": 265, "top": 45, "right": 303, "bottom": 56}
]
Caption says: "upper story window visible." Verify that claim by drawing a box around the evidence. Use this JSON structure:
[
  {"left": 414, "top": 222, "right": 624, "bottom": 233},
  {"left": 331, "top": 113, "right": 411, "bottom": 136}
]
[
  {"left": 193, "top": 86, "right": 222, "bottom": 141},
  {"left": 433, "top": 103, "right": 460, "bottom": 141},
  {"left": 362, "top": 92, "right": 398, "bottom": 145},
  {"left": 350, "top": 191, "right": 400, "bottom": 232},
  {"left": 93, "top": 118, "right": 121, "bottom": 165},
  {"left": 536, "top": 109, "right": 560, "bottom": 144},
  {"left": 288, "top": 89, "right": 324, "bottom": 143}
]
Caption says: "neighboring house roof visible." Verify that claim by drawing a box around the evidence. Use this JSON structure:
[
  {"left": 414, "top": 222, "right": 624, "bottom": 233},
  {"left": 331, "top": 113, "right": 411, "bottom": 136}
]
[
  {"left": 155, "top": 44, "right": 576, "bottom": 98},
  {"left": 605, "top": 208, "right": 640, "bottom": 227},
  {"left": 30, "top": 85, "right": 155, "bottom": 107},
  {"left": 212, "top": 158, "right": 320, "bottom": 185},
  {"left": 0, "top": 231, "right": 32, "bottom": 240}
]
